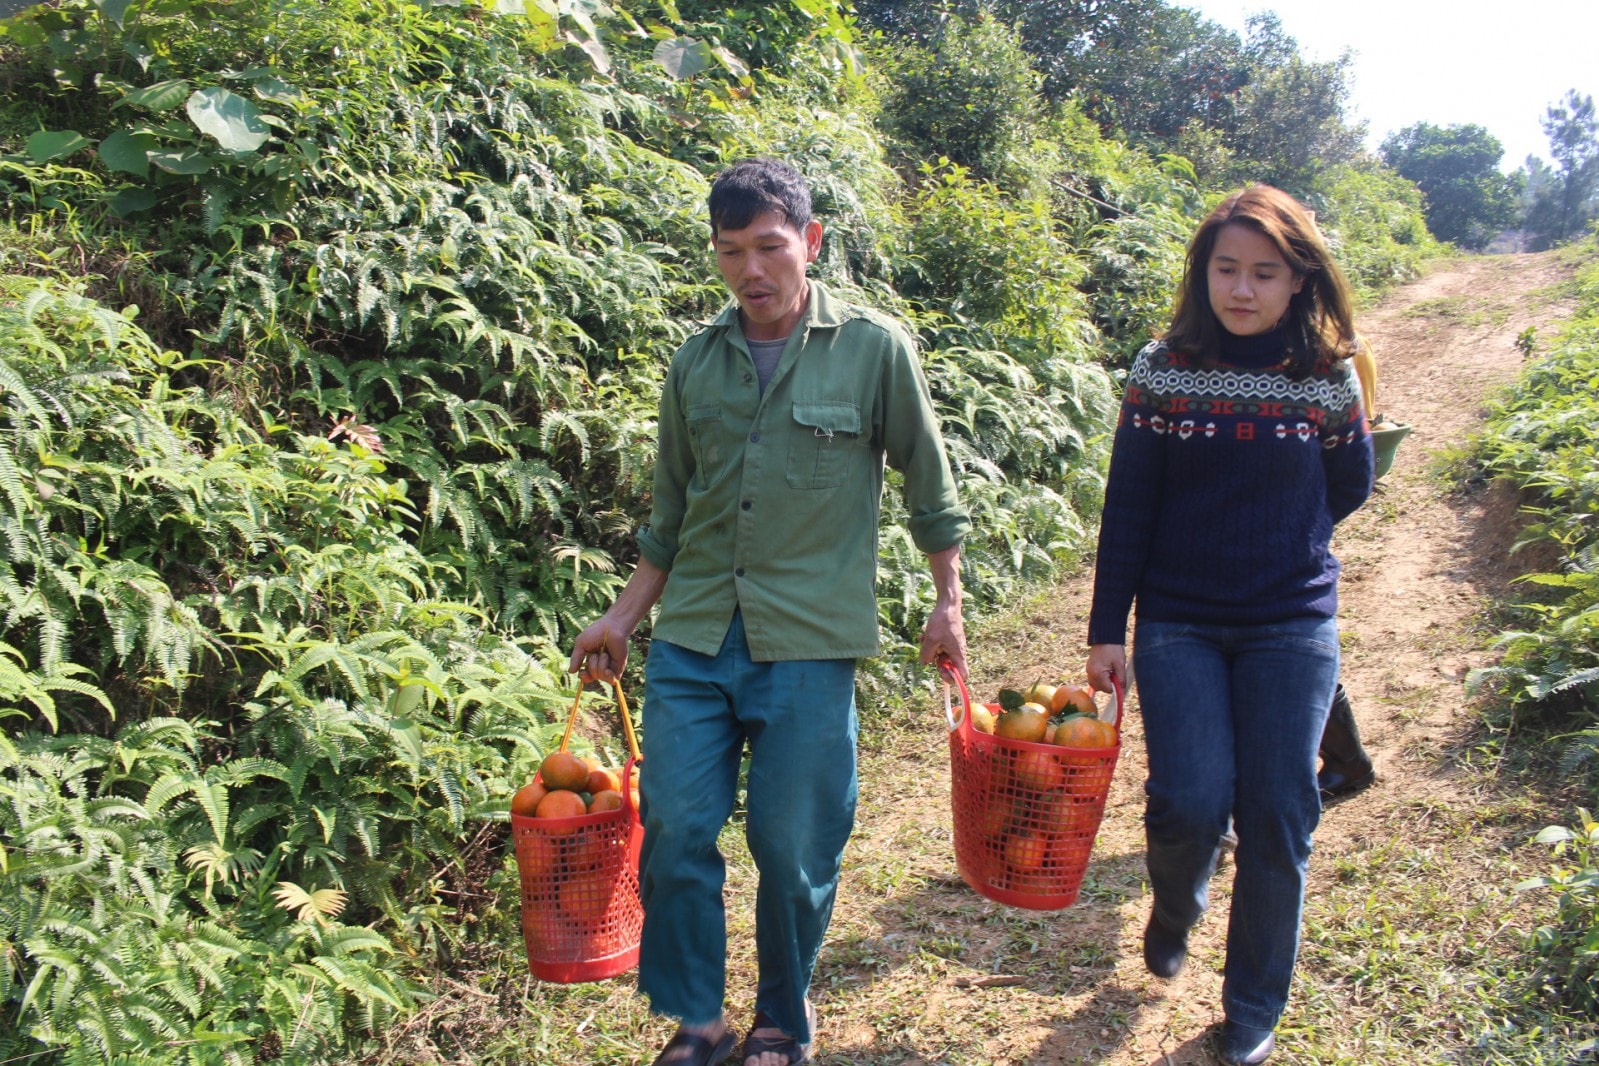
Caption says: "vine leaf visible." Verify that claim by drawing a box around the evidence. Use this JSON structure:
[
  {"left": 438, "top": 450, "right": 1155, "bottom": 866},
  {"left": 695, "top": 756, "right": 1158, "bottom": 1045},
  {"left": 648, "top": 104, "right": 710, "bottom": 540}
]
[
  {"left": 114, "top": 78, "right": 191, "bottom": 112},
  {"left": 149, "top": 149, "right": 212, "bottom": 175},
  {"left": 109, "top": 188, "right": 159, "bottom": 216},
  {"left": 654, "top": 36, "right": 712, "bottom": 79},
  {"left": 94, "top": 0, "right": 135, "bottom": 27},
  {"left": 98, "top": 129, "right": 157, "bottom": 177},
  {"left": 26, "top": 130, "right": 90, "bottom": 164},
  {"left": 186, "top": 87, "right": 270, "bottom": 153}
]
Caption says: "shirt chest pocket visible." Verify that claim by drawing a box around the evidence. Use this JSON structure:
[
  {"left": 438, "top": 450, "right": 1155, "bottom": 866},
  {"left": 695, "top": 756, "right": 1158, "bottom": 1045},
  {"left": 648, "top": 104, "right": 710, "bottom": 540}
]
[
  {"left": 686, "top": 403, "right": 724, "bottom": 490},
  {"left": 787, "top": 401, "right": 861, "bottom": 490}
]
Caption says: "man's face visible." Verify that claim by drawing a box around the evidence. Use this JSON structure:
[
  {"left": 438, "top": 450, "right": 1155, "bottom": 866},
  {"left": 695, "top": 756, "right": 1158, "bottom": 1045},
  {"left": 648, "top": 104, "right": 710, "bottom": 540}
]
[{"left": 713, "top": 210, "right": 823, "bottom": 341}]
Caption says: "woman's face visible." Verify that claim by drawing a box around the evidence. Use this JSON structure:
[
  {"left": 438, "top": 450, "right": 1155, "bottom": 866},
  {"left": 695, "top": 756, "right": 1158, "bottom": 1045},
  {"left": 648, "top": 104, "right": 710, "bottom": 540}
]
[{"left": 1206, "top": 222, "right": 1305, "bottom": 337}]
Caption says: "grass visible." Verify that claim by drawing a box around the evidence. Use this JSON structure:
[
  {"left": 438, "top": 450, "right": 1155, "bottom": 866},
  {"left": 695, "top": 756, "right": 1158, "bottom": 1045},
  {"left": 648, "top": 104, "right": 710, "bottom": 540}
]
[
  {"left": 1402, "top": 294, "right": 1514, "bottom": 331},
  {"left": 369, "top": 676, "right": 1593, "bottom": 1064}
]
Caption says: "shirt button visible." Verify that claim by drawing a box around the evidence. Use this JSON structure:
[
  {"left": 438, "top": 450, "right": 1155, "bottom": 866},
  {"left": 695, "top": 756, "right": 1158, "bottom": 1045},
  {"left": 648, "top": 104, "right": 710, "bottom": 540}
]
[
  {"left": 743, "top": 373, "right": 753, "bottom": 384},
  {"left": 741, "top": 500, "right": 752, "bottom": 510},
  {"left": 735, "top": 567, "right": 746, "bottom": 577},
  {"left": 749, "top": 432, "right": 760, "bottom": 443}
]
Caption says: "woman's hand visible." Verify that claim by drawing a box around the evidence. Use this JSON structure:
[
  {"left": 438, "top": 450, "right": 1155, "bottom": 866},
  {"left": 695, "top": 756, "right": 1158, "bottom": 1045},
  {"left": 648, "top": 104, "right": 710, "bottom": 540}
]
[{"left": 1086, "top": 643, "right": 1128, "bottom": 695}]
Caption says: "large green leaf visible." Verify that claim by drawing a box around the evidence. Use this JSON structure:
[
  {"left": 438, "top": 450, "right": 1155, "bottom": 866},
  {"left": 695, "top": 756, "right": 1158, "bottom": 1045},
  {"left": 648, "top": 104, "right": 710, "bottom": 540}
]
[
  {"left": 654, "top": 36, "right": 712, "bottom": 79},
  {"left": 114, "top": 79, "right": 191, "bottom": 112},
  {"left": 149, "top": 149, "right": 212, "bottom": 175},
  {"left": 109, "top": 188, "right": 159, "bottom": 216},
  {"left": 94, "top": 0, "right": 134, "bottom": 27},
  {"left": 97, "top": 129, "right": 157, "bottom": 177},
  {"left": 186, "top": 87, "right": 270, "bottom": 153},
  {"left": 25, "top": 130, "right": 90, "bottom": 163}
]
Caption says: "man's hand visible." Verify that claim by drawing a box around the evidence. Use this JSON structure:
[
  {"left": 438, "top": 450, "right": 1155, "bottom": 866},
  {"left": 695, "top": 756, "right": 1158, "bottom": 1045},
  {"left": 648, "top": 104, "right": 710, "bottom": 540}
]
[
  {"left": 566, "top": 559, "right": 668, "bottom": 683},
  {"left": 568, "top": 617, "right": 631, "bottom": 683},
  {"left": 919, "top": 597, "right": 968, "bottom": 679}
]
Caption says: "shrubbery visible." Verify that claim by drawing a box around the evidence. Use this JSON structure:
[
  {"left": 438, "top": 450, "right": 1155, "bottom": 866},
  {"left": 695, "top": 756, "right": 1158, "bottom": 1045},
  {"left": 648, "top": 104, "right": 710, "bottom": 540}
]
[
  {"left": 1469, "top": 238, "right": 1599, "bottom": 783},
  {"left": 0, "top": 0, "right": 1442, "bottom": 1061}
]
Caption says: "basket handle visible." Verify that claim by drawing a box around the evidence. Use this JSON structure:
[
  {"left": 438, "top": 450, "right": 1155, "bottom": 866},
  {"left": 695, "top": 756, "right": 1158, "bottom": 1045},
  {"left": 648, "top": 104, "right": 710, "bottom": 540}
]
[
  {"left": 938, "top": 653, "right": 973, "bottom": 732},
  {"left": 560, "top": 635, "right": 642, "bottom": 765},
  {"left": 1097, "top": 675, "right": 1126, "bottom": 729}
]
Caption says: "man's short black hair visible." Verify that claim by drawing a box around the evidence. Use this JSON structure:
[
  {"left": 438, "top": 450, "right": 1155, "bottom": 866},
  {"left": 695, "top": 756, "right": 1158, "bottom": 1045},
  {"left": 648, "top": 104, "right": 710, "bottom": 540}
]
[{"left": 707, "top": 158, "right": 813, "bottom": 236}]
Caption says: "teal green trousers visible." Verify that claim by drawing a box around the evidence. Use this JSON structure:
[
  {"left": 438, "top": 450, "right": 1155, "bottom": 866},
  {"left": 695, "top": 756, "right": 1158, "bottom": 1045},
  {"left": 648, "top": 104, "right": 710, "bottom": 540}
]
[{"left": 636, "top": 610, "right": 857, "bottom": 1046}]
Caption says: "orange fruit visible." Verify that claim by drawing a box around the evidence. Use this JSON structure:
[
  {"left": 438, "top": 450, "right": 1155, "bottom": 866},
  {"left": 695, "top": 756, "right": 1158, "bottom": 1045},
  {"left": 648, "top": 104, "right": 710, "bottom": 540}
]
[
  {"left": 1013, "top": 748, "right": 1066, "bottom": 791},
  {"left": 971, "top": 705, "right": 997, "bottom": 734},
  {"left": 980, "top": 796, "right": 1014, "bottom": 842},
  {"left": 588, "top": 789, "right": 624, "bottom": 813},
  {"left": 1036, "top": 794, "right": 1088, "bottom": 837},
  {"left": 1051, "top": 684, "right": 1097, "bottom": 717},
  {"left": 539, "top": 752, "right": 591, "bottom": 792},
  {"left": 517, "top": 830, "right": 562, "bottom": 880},
  {"left": 1023, "top": 684, "right": 1061, "bottom": 709},
  {"left": 1022, "top": 683, "right": 1058, "bottom": 709},
  {"left": 995, "top": 703, "right": 1050, "bottom": 743},
  {"left": 510, "top": 780, "right": 548, "bottom": 818},
  {"left": 1052, "top": 714, "right": 1116, "bottom": 750},
  {"left": 559, "top": 876, "right": 613, "bottom": 923},
  {"left": 587, "top": 767, "right": 622, "bottom": 795},
  {"left": 568, "top": 830, "right": 617, "bottom": 872},
  {"left": 534, "top": 789, "right": 588, "bottom": 820},
  {"left": 1004, "top": 832, "right": 1050, "bottom": 872}
]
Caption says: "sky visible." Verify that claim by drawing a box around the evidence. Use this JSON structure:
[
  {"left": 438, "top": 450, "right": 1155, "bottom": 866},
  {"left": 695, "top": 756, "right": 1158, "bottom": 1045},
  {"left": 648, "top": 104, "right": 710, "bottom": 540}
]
[{"left": 1181, "top": 0, "right": 1599, "bottom": 173}]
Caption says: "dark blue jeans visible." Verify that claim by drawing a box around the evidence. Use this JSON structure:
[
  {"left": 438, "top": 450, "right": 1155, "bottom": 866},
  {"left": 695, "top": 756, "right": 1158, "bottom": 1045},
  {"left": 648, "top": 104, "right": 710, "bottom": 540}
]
[
  {"left": 1133, "top": 617, "right": 1340, "bottom": 1030},
  {"left": 636, "top": 611, "right": 856, "bottom": 1045}
]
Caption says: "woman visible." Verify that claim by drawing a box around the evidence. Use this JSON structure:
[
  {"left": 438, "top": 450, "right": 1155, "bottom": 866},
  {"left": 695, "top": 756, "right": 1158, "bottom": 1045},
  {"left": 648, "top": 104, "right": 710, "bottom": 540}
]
[{"left": 1085, "top": 185, "right": 1374, "bottom": 1064}]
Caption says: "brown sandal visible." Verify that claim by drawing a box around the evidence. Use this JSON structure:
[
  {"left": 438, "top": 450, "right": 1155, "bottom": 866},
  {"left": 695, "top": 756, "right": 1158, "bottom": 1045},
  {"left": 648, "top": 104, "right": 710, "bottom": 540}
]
[
  {"left": 739, "top": 1006, "right": 814, "bottom": 1065},
  {"left": 651, "top": 1025, "right": 738, "bottom": 1066}
]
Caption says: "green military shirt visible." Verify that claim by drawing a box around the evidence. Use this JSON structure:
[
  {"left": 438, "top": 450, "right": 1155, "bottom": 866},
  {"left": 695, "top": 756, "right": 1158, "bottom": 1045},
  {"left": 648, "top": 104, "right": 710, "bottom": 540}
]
[{"left": 637, "top": 282, "right": 970, "bottom": 661}]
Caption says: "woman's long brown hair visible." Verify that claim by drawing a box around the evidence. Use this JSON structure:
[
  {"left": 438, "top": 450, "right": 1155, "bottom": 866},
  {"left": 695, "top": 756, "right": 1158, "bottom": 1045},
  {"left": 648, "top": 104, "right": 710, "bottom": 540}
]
[{"left": 1163, "top": 185, "right": 1358, "bottom": 378}]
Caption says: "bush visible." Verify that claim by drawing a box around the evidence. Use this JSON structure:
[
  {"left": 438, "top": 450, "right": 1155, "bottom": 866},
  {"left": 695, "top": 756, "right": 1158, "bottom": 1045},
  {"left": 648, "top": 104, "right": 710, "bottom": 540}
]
[
  {"left": 1467, "top": 238, "right": 1599, "bottom": 789},
  {"left": 1519, "top": 809, "right": 1599, "bottom": 1016},
  {"left": 1308, "top": 160, "right": 1440, "bottom": 299}
]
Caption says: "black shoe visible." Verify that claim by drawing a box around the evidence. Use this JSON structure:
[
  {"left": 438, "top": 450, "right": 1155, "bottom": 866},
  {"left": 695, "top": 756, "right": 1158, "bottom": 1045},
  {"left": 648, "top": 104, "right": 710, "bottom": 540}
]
[
  {"left": 1317, "top": 684, "right": 1374, "bottom": 800},
  {"left": 1215, "top": 1020, "right": 1275, "bottom": 1064},
  {"left": 1142, "top": 913, "right": 1187, "bottom": 978},
  {"left": 1316, "top": 760, "right": 1375, "bottom": 800}
]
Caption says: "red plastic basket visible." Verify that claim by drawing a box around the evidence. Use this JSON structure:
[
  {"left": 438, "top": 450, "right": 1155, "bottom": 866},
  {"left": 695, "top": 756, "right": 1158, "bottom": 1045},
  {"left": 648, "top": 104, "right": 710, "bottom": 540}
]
[
  {"left": 943, "top": 665, "right": 1122, "bottom": 910},
  {"left": 512, "top": 677, "right": 645, "bottom": 983}
]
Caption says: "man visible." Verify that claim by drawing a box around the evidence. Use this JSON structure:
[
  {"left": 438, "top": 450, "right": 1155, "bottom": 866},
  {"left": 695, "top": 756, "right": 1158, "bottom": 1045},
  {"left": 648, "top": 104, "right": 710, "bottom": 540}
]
[{"left": 567, "top": 158, "right": 969, "bottom": 1066}]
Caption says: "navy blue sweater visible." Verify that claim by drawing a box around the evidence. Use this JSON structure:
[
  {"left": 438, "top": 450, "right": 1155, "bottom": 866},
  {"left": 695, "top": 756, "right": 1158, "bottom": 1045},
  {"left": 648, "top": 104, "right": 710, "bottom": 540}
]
[{"left": 1087, "top": 327, "right": 1375, "bottom": 646}]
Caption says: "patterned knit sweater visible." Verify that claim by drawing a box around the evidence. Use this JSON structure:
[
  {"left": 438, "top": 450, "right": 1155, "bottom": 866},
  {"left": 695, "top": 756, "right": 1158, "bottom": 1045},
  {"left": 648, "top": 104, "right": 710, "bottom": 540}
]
[{"left": 1086, "top": 326, "right": 1374, "bottom": 646}]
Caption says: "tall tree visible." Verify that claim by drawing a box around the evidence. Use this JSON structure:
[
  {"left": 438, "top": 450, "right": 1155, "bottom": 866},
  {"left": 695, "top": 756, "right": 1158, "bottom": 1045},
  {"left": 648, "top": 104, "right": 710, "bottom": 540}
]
[
  {"left": 875, "top": 13, "right": 1044, "bottom": 185},
  {"left": 1219, "top": 14, "right": 1363, "bottom": 196},
  {"left": 857, "top": 0, "right": 1249, "bottom": 144},
  {"left": 1525, "top": 90, "right": 1599, "bottom": 248},
  {"left": 1379, "top": 123, "right": 1522, "bottom": 249}
]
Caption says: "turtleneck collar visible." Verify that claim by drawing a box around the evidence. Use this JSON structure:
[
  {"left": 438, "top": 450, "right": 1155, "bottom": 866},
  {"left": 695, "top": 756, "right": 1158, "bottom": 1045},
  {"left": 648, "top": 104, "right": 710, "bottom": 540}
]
[{"left": 1218, "top": 322, "right": 1293, "bottom": 369}]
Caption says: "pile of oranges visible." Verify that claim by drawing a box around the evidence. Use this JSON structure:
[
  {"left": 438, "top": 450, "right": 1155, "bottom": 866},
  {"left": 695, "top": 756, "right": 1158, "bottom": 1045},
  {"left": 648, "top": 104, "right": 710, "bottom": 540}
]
[
  {"left": 511, "top": 751, "right": 642, "bottom": 928},
  {"left": 510, "top": 751, "right": 639, "bottom": 820},
  {"left": 967, "top": 679, "right": 1118, "bottom": 893}
]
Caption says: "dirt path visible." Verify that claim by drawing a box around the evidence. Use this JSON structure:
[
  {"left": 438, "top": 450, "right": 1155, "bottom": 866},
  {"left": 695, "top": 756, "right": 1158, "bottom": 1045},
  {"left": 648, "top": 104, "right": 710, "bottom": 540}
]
[{"left": 811, "top": 251, "right": 1583, "bottom": 1065}]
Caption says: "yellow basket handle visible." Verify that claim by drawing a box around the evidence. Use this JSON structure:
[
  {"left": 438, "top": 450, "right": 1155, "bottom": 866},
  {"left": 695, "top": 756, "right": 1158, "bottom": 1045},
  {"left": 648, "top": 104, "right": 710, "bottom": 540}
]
[{"left": 559, "top": 630, "right": 642, "bottom": 764}]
